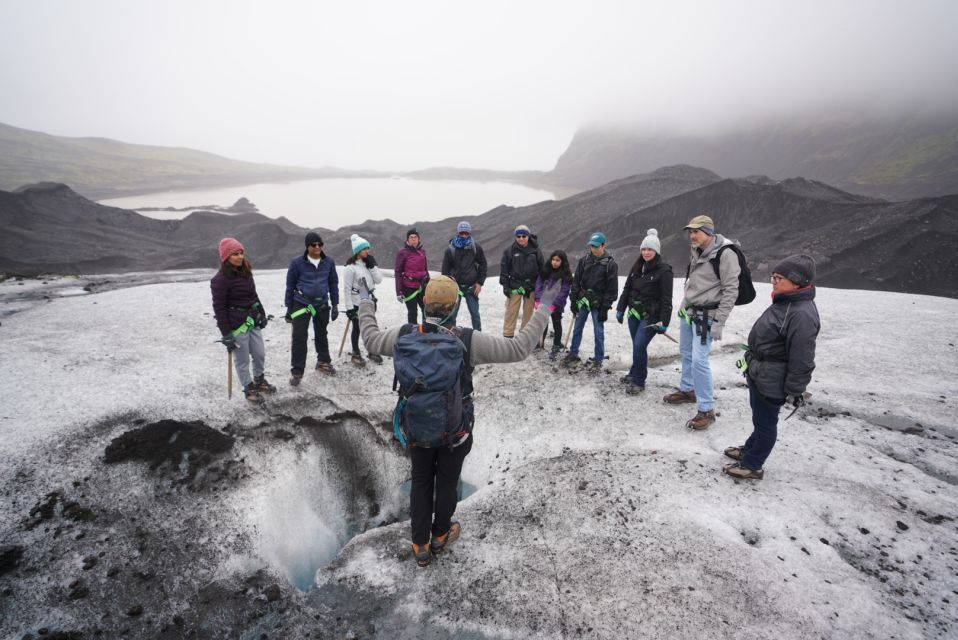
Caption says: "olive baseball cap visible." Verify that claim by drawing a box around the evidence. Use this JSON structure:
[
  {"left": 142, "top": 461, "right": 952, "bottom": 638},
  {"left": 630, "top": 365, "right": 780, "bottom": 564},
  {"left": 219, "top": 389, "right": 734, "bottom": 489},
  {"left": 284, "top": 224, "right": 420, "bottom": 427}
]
[{"left": 684, "top": 215, "right": 715, "bottom": 234}]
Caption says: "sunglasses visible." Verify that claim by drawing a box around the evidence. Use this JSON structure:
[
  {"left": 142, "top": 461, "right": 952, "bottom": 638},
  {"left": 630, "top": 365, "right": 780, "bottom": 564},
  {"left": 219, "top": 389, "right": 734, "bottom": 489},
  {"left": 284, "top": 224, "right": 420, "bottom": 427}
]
[
  {"left": 515, "top": 234, "right": 529, "bottom": 238},
  {"left": 309, "top": 242, "right": 323, "bottom": 248}
]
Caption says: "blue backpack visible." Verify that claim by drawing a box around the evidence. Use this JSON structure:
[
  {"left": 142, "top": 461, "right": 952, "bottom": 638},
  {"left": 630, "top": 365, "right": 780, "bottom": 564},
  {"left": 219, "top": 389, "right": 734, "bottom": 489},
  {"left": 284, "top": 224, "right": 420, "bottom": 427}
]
[{"left": 392, "top": 324, "right": 474, "bottom": 449}]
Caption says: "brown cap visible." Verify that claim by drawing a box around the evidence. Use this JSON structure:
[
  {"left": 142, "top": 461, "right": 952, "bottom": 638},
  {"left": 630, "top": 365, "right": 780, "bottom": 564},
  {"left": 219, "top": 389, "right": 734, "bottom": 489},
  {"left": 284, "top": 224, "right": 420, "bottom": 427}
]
[
  {"left": 423, "top": 275, "right": 459, "bottom": 307},
  {"left": 684, "top": 215, "right": 715, "bottom": 234}
]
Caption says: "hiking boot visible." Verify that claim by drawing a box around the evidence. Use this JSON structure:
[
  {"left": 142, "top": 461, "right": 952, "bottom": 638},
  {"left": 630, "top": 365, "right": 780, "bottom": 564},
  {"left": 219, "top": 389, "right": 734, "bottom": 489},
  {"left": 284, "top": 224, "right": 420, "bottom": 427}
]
[
  {"left": 430, "top": 522, "right": 460, "bottom": 556},
  {"left": 686, "top": 409, "right": 716, "bottom": 430},
  {"left": 620, "top": 375, "right": 633, "bottom": 385},
  {"left": 367, "top": 353, "right": 383, "bottom": 365},
  {"left": 350, "top": 352, "right": 366, "bottom": 367},
  {"left": 411, "top": 543, "right": 431, "bottom": 567},
  {"left": 723, "top": 462, "right": 764, "bottom": 480},
  {"left": 243, "top": 382, "right": 264, "bottom": 404},
  {"left": 626, "top": 383, "right": 645, "bottom": 395},
  {"left": 663, "top": 389, "right": 697, "bottom": 404},
  {"left": 724, "top": 446, "right": 744, "bottom": 461},
  {"left": 289, "top": 373, "right": 303, "bottom": 387},
  {"left": 585, "top": 358, "right": 602, "bottom": 372},
  {"left": 316, "top": 361, "right": 337, "bottom": 376},
  {"left": 253, "top": 375, "right": 276, "bottom": 394},
  {"left": 561, "top": 354, "right": 581, "bottom": 368}
]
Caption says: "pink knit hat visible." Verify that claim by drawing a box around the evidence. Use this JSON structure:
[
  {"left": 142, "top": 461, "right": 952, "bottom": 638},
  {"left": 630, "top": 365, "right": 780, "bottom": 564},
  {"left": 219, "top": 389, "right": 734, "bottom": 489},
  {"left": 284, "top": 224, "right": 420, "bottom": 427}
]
[{"left": 218, "top": 237, "right": 244, "bottom": 262}]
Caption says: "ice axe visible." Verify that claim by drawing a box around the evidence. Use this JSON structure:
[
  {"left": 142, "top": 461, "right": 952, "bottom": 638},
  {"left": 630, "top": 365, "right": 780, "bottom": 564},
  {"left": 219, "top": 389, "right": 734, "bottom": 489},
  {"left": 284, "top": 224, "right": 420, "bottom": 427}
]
[
  {"left": 338, "top": 312, "right": 351, "bottom": 357},
  {"left": 645, "top": 322, "right": 678, "bottom": 344},
  {"left": 215, "top": 337, "right": 234, "bottom": 399},
  {"left": 783, "top": 392, "right": 813, "bottom": 421},
  {"left": 563, "top": 314, "right": 574, "bottom": 348}
]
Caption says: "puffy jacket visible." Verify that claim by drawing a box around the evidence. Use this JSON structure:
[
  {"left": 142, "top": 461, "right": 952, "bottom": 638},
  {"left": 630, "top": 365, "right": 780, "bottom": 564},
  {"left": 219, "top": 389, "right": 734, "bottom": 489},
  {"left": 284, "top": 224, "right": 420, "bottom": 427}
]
[
  {"left": 441, "top": 239, "right": 487, "bottom": 289},
  {"left": 342, "top": 260, "right": 384, "bottom": 308},
  {"left": 534, "top": 272, "right": 571, "bottom": 311},
  {"left": 285, "top": 252, "right": 339, "bottom": 308},
  {"left": 499, "top": 236, "right": 544, "bottom": 294},
  {"left": 616, "top": 257, "right": 673, "bottom": 325},
  {"left": 744, "top": 286, "right": 820, "bottom": 401},
  {"left": 211, "top": 268, "right": 264, "bottom": 336},
  {"left": 682, "top": 234, "right": 740, "bottom": 329},
  {"left": 570, "top": 252, "right": 618, "bottom": 310},
  {"left": 394, "top": 242, "right": 429, "bottom": 295}
]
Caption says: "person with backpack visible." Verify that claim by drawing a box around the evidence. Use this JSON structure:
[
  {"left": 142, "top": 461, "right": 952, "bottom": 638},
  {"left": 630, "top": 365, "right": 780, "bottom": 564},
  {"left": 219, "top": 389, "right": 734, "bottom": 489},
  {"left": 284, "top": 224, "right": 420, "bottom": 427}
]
[
  {"left": 663, "top": 215, "right": 742, "bottom": 430},
  {"left": 357, "top": 274, "right": 562, "bottom": 567},
  {"left": 394, "top": 228, "right": 429, "bottom": 324},
  {"left": 210, "top": 237, "right": 276, "bottom": 403},
  {"left": 342, "top": 234, "right": 383, "bottom": 367},
  {"left": 534, "top": 249, "right": 573, "bottom": 358},
  {"left": 441, "top": 221, "right": 487, "bottom": 331},
  {"left": 284, "top": 231, "right": 339, "bottom": 385},
  {"left": 615, "top": 229, "right": 673, "bottom": 394},
  {"left": 724, "top": 255, "right": 820, "bottom": 480},
  {"left": 562, "top": 232, "right": 618, "bottom": 372},
  {"left": 500, "top": 224, "right": 544, "bottom": 338}
]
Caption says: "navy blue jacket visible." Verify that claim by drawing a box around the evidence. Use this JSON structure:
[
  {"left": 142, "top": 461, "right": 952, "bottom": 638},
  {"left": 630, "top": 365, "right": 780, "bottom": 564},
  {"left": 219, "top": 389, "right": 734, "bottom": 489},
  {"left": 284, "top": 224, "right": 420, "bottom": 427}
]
[{"left": 285, "top": 251, "right": 339, "bottom": 308}]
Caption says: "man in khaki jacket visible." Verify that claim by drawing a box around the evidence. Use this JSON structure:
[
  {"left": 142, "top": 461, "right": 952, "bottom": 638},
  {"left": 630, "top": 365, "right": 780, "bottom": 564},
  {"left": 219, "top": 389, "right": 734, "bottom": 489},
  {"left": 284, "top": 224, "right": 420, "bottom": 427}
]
[{"left": 663, "top": 215, "right": 740, "bottom": 430}]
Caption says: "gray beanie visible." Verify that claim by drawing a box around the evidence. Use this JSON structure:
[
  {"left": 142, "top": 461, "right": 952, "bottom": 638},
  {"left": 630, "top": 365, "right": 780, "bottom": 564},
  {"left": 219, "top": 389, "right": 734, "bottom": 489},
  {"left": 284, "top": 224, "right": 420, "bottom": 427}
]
[
  {"left": 639, "top": 228, "right": 661, "bottom": 253},
  {"left": 772, "top": 254, "right": 816, "bottom": 287}
]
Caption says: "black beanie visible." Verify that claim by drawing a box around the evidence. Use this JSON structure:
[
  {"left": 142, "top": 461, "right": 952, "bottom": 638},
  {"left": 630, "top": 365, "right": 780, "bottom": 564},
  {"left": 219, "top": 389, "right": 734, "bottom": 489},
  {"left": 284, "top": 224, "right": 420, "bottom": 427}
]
[
  {"left": 305, "top": 232, "right": 323, "bottom": 247},
  {"left": 406, "top": 228, "right": 419, "bottom": 239},
  {"left": 772, "top": 254, "right": 815, "bottom": 287}
]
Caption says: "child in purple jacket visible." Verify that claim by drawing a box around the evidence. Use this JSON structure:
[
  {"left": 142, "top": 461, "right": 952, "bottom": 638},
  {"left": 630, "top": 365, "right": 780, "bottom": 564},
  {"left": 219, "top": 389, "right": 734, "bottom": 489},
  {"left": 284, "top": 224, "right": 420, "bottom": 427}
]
[{"left": 534, "top": 250, "right": 573, "bottom": 357}]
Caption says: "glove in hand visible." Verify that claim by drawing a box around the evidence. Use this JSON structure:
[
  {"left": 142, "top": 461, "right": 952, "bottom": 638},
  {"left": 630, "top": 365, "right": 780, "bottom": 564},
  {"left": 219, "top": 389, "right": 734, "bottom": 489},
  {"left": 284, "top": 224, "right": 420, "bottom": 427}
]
[
  {"left": 710, "top": 322, "right": 723, "bottom": 341},
  {"left": 364, "top": 254, "right": 377, "bottom": 269},
  {"left": 597, "top": 308, "right": 608, "bottom": 323},
  {"left": 786, "top": 394, "right": 806, "bottom": 409},
  {"left": 503, "top": 286, "right": 510, "bottom": 298},
  {"left": 346, "top": 308, "right": 358, "bottom": 321},
  {"left": 615, "top": 310, "right": 624, "bottom": 324},
  {"left": 284, "top": 312, "right": 293, "bottom": 324},
  {"left": 538, "top": 278, "right": 561, "bottom": 310},
  {"left": 220, "top": 335, "right": 238, "bottom": 353},
  {"left": 396, "top": 295, "right": 405, "bottom": 304},
  {"left": 330, "top": 306, "right": 339, "bottom": 321},
  {"left": 357, "top": 277, "right": 371, "bottom": 300}
]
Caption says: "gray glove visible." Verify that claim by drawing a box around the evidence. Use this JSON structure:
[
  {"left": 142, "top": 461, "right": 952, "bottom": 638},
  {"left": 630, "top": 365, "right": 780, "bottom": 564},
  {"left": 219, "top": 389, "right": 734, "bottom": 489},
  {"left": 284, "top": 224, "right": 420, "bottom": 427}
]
[
  {"left": 358, "top": 277, "right": 371, "bottom": 300},
  {"left": 538, "top": 278, "right": 561, "bottom": 310},
  {"left": 396, "top": 294, "right": 405, "bottom": 303},
  {"left": 710, "top": 321, "right": 723, "bottom": 341}
]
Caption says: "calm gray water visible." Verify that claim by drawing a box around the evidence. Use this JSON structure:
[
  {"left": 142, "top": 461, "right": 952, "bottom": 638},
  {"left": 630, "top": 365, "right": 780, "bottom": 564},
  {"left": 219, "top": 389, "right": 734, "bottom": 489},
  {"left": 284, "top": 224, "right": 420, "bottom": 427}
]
[{"left": 99, "top": 177, "right": 562, "bottom": 230}]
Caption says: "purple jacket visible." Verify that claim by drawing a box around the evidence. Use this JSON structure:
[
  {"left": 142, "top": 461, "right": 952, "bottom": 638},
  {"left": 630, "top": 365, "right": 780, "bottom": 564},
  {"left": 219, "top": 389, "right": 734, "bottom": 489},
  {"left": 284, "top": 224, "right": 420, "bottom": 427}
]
[
  {"left": 394, "top": 243, "right": 429, "bottom": 295},
  {"left": 534, "top": 272, "right": 571, "bottom": 311},
  {"left": 211, "top": 269, "right": 264, "bottom": 336}
]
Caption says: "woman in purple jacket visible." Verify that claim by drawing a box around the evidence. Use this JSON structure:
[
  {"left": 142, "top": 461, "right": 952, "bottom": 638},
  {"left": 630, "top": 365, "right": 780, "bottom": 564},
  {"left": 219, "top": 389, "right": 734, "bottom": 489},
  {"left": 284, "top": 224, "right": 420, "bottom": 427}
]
[
  {"left": 534, "top": 250, "right": 573, "bottom": 358},
  {"left": 210, "top": 237, "right": 276, "bottom": 403},
  {"left": 394, "top": 229, "right": 429, "bottom": 324}
]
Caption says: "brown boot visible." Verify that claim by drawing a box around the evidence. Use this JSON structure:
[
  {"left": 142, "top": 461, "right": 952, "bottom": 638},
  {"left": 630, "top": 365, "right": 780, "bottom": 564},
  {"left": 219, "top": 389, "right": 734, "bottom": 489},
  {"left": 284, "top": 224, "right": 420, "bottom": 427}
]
[
  {"left": 663, "top": 389, "right": 697, "bottom": 404},
  {"left": 723, "top": 462, "right": 764, "bottom": 480},
  {"left": 686, "top": 409, "right": 715, "bottom": 430}
]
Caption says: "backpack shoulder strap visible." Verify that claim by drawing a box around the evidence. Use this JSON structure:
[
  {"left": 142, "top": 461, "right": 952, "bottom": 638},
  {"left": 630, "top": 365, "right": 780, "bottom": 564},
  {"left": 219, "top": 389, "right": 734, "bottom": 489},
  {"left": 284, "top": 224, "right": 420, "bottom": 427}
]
[
  {"left": 710, "top": 244, "right": 734, "bottom": 279},
  {"left": 392, "top": 323, "right": 421, "bottom": 391}
]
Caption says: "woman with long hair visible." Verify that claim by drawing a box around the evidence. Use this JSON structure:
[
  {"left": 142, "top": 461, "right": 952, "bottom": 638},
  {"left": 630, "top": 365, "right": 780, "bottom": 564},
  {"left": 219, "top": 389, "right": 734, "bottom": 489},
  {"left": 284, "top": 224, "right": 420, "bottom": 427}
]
[
  {"left": 534, "top": 249, "right": 573, "bottom": 358},
  {"left": 210, "top": 237, "right": 275, "bottom": 403},
  {"left": 615, "top": 229, "right": 673, "bottom": 394},
  {"left": 342, "top": 234, "right": 384, "bottom": 366}
]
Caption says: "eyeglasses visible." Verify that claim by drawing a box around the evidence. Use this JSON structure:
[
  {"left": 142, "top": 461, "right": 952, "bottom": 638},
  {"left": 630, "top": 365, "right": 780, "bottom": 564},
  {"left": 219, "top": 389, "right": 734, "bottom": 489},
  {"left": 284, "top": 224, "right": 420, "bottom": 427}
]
[
  {"left": 309, "top": 242, "right": 323, "bottom": 248},
  {"left": 770, "top": 275, "right": 784, "bottom": 283}
]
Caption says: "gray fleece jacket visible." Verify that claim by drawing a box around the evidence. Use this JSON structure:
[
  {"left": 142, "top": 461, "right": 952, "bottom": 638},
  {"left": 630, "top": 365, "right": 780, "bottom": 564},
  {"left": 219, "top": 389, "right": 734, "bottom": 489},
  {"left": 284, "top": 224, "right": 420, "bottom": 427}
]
[
  {"left": 681, "top": 234, "right": 740, "bottom": 330},
  {"left": 358, "top": 300, "right": 550, "bottom": 365}
]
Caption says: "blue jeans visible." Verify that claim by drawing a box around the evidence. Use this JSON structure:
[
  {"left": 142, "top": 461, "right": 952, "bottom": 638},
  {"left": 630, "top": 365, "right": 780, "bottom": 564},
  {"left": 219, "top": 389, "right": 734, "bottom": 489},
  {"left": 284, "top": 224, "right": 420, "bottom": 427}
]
[
  {"left": 741, "top": 384, "right": 786, "bottom": 471},
  {"left": 450, "top": 289, "right": 482, "bottom": 331},
  {"left": 679, "top": 315, "right": 714, "bottom": 411},
  {"left": 570, "top": 308, "right": 604, "bottom": 361},
  {"left": 626, "top": 316, "right": 656, "bottom": 387}
]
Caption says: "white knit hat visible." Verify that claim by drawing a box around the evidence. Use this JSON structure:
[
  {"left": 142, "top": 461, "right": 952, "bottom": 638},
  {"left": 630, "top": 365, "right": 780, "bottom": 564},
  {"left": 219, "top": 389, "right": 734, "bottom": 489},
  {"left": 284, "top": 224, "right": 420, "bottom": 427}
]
[
  {"left": 350, "top": 233, "right": 370, "bottom": 255},
  {"left": 640, "top": 228, "right": 660, "bottom": 253}
]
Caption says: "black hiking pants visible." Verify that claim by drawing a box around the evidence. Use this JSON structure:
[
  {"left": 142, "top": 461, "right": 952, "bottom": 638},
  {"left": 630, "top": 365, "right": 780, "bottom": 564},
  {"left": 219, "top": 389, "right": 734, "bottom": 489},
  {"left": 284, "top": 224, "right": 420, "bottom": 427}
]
[
  {"left": 409, "top": 435, "right": 473, "bottom": 545},
  {"left": 290, "top": 303, "right": 331, "bottom": 375},
  {"left": 402, "top": 286, "right": 425, "bottom": 324}
]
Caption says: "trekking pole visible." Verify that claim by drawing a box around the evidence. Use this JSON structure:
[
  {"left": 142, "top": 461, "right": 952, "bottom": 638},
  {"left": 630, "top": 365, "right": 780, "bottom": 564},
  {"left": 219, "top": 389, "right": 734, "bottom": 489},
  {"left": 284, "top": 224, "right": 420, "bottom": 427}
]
[
  {"left": 563, "top": 315, "right": 574, "bottom": 348},
  {"left": 227, "top": 351, "right": 233, "bottom": 400},
  {"left": 338, "top": 314, "right": 351, "bottom": 357}
]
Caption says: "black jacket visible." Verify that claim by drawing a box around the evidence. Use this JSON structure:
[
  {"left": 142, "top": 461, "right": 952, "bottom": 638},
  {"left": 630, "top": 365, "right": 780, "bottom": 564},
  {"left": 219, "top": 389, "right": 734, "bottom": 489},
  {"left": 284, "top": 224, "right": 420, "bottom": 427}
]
[
  {"left": 499, "top": 236, "right": 544, "bottom": 293},
  {"left": 615, "top": 258, "right": 673, "bottom": 325},
  {"left": 570, "top": 252, "right": 618, "bottom": 310},
  {"left": 441, "top": 240, "right": 488, "bottom": 289},
  {"left": 745, "top": 286, "right": 820, "bottom": 401}
]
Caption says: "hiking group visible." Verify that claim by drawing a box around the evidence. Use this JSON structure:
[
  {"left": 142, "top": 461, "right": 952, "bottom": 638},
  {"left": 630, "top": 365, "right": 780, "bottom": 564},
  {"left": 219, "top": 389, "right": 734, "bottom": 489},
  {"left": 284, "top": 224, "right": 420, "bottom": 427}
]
[{"left": 210, "top": 213, "right": 820, "bottom": 566}]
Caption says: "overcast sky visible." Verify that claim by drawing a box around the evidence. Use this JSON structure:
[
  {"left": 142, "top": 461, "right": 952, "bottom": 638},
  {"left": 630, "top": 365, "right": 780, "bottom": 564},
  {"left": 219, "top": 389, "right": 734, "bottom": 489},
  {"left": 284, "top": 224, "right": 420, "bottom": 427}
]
[{"left": 2, "top": 0, "right": 957, "bottom": 171}]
